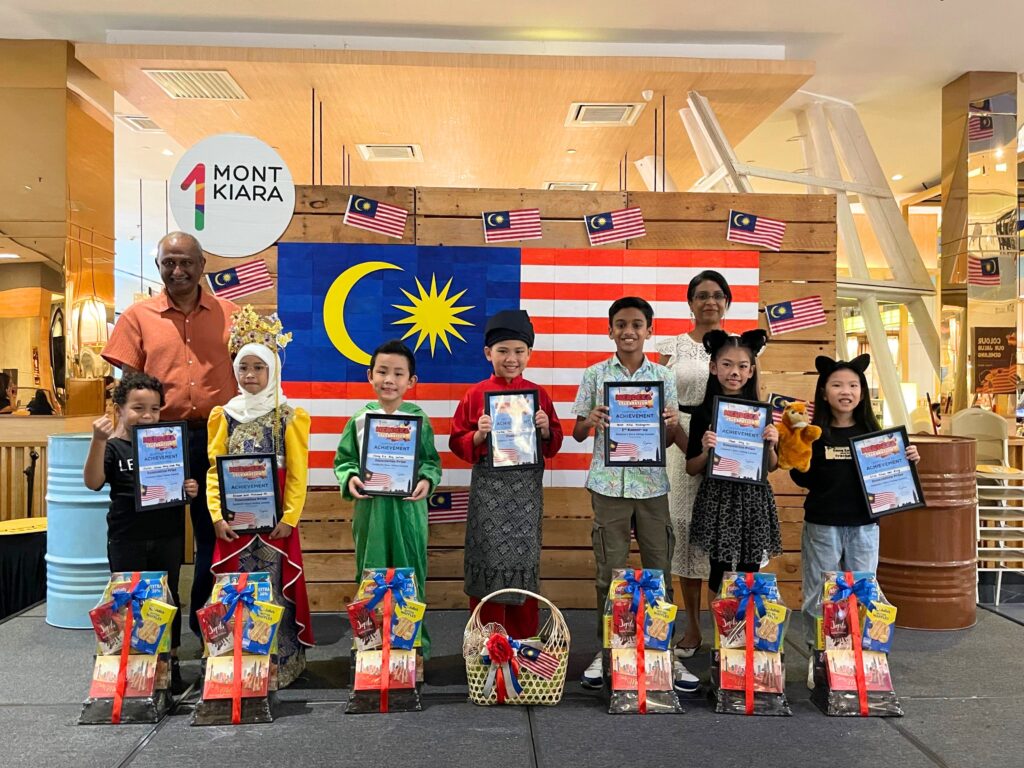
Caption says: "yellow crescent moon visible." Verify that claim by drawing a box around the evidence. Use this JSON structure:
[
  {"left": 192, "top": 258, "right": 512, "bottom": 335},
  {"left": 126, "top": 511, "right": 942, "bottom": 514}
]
[
  {"left": 769, "top": 305, "right": 785, "bottom": 318},
  {"left": 486, "top": 212, "right": 500, "bottom": 227},
  {"left": 214, "top": 271, "right": 231, "bottom": 286},
  {"left": 322, "top": 261, "right": 403, "bottom": 364}
]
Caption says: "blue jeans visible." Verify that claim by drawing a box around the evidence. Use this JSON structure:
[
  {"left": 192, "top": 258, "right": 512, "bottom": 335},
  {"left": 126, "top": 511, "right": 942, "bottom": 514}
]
[{"left": 801, "top": 521, "right": 879, "bottom": 647}]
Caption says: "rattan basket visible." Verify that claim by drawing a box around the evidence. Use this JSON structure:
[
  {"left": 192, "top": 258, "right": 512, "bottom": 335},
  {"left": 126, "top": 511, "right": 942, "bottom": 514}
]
[{"left": 463, "top": 588, "right": 570, "bottom": 706}]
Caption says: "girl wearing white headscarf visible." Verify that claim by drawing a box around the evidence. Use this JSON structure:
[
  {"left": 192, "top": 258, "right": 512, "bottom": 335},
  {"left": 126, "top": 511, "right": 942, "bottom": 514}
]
[{"left": 205, "top": 309, "right": 314, "bottom": 688}]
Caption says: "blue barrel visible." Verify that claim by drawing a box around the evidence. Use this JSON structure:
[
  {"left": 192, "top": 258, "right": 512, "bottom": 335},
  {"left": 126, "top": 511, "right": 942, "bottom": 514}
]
[{"left": 45, "top": 433, "right": 110, "bottom": 628}]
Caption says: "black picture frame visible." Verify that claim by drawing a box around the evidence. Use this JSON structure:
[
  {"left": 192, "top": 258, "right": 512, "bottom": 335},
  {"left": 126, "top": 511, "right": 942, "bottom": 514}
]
[
  {"left": 484, "top": 389, "right": 542, "bottom": 471},
  {"left": 849, "top": 427, "right": 925, "bottom": 519},
  {"left": 131, "top": 421, "right": 190, "bottom": 512},
  {"left": 603, "top": 380, "right": 666, "bottom": 467},
  {"left": 706, "top": 396, "right": 770, "bottom": 485},
  {"left": 215, "top": 453, "right": 280, "bottom": 534},
  {"left": 359, "top": 412, "right": 424, "bottom": 498}
]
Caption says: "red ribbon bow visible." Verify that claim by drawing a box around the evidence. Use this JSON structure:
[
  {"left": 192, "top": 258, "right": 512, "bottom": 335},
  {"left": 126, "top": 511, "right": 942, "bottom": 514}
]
[
  {"left": 231, "top": 573, "right": 249, "bottom": 725},
  {"left": 844, "top": 571, "right": 869, "bottom": 716},
  {"left": 484, "top": 633, "right": 522, "bottom": 703},
  {"left": 111, "top": 571, "right": 142, "bottom": 724},
  {"left": 379, "top": 567, "right": 396, "bottom": 712}
]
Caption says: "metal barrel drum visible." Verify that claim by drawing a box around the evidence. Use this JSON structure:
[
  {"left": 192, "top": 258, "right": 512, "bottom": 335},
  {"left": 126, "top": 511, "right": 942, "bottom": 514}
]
[
  {"left": 877, "top": 435, "right": 977, "bottom": 630},
  {"left": 45, "top": 433, "right": 110, "bottom": 628}
]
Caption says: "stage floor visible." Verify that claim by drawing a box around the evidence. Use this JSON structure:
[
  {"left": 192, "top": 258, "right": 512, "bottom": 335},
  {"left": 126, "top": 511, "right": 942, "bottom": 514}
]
[{"left": 2, "top": 603, "right": 1020, "bottom": 768}]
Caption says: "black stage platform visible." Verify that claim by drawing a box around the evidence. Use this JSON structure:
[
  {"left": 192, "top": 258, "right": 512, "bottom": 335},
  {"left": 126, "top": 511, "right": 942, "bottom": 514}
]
[{"left": 2, "top": 601, "right": 1020, "bottom": 768}]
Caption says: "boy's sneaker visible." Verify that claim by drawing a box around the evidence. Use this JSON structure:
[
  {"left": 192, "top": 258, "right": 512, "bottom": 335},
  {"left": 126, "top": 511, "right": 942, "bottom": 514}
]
[
  {"left": 580, "top": 652, "right": 603, "bottom": 689},
  {"left": 806, "top": 654, "right": 815, "bottom": 690},
  {"left": 672, "top": 660, "right": 699, "bottom": 694}
]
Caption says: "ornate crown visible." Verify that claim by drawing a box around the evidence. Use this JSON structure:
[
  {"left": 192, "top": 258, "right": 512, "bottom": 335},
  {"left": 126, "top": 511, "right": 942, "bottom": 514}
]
[{"left": 229, "top": 305, "right": 293, "bottom": 356}]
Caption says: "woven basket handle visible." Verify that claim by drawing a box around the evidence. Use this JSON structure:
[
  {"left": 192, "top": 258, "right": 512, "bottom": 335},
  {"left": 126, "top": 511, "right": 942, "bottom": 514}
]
[{"left": 468, "top": 588, "right": 565, "bottom": 629}]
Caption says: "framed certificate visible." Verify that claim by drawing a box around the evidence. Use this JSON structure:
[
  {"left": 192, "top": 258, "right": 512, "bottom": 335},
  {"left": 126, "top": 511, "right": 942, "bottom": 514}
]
[
  {"left": 485, "top": 389, "right": 541, "bottom": 470},
  {"left": 603, "top": 381, "right": 666, "bottom": 467},
  {"left": 359, "top": 413, "right": 423, "bottom": 497},
  {"left": 131, "top": 422, "right": 189, "bottom": 512},
  {"left": 707, "top": 396, "right": 770, "bottom": 485},
  {"left": 849, "top": 427, "right": 925, "bottom": 518},
  {"left": 216, "top": 453, "right": 280, "bottom": 533}
]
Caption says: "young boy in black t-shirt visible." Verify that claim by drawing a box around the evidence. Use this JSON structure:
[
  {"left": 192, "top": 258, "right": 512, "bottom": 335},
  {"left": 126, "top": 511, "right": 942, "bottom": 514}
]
[{"left": 83, "top": 372, "right": 197, "bottom": 691}]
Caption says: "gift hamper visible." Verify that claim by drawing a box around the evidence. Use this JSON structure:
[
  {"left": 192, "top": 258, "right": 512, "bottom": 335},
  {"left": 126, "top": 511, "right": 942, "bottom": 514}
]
[
  {"left": 708, "top": 572, "right": 792, "bottom": 716},
  {"left": 463, "top": 588, "right": 570, "bottom": 706},
  {"left": 810, "top": 570, "right": 903, "bottom": 717},
  {"left": 79, "top": 571, "right": 177, "bottom": 725}
]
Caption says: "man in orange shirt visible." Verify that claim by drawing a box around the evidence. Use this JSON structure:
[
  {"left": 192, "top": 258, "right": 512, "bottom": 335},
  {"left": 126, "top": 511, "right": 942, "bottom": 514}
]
[{"left": 102, "top": 231, "right": 239, "bottom": 641}]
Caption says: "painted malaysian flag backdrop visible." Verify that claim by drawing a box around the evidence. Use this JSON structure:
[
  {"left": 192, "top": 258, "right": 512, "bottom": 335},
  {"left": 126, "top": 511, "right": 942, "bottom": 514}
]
[
  {"left": 967, "top": 256, "right": 1000, "bottom": 286},
  {"left": 344, "top": 195, "right": 409, "bottom": 238},
  {"left": 764, "top": 296, "right": 827, "bottom": 336},
  {"left": 769, "top": 393, "right": 815, "bottom": 424},
  {"left": 968, "top": 115, "right": 994, "bottom": 142},
  {"left": 206, "top": 260, "right": 275, "bottom": 301},
  {"left": 585, "top": 208, "right": 646, "bottom": 246},
  {"left": 483, "top": 208, "right": 543, "bottom": 243},
  {"left": 427, "top": 490, "right": 470, "bottom": 524},
  {"left": 277, "top": 243, "right": 759, "bottom": 487},
  {"left": 727, "top": 210, "right": 787, "bottom": 252}
]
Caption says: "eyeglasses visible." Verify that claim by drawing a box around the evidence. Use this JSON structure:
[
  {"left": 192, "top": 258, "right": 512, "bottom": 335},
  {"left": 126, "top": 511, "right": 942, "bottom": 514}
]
[{"left": 694, "top": 292, "right": 727, "bottom": 302}]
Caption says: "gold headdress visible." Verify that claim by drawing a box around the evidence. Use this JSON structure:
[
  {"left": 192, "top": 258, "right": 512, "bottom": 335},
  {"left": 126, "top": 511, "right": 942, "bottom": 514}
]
[{"left": 229, "top": 305, "right": 293, "bottom": 356}]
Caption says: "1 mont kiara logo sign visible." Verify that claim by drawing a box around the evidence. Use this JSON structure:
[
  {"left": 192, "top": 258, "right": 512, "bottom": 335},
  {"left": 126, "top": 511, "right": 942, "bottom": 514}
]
[{"left": 170, "top": 134, "right": 295, "bottom": 258}]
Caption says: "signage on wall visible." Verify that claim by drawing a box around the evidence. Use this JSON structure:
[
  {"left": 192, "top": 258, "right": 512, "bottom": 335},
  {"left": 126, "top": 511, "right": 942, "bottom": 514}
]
[
  {"left": 973, "top": 326, "right": 1018, "bottom": 395},
  {"left": 169, "top": 134, "right": 295, "bottom": 258}
]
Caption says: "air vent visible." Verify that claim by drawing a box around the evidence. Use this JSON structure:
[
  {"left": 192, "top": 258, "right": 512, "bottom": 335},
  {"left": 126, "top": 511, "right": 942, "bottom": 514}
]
[
  {"left": 565, "top": 102, "right": 646, "bottom": 127},
  {"left": 116, "top": 114, "right": 164, "bottom": 132},
  {"left": 143, "top": 69, "right": 247, "bottom": 100},
  {"left": 543, "top": 181, "right": 599, "bottom": 192},
  {"left": 356, "top": 144, "right": 423, "bottom": 162}
]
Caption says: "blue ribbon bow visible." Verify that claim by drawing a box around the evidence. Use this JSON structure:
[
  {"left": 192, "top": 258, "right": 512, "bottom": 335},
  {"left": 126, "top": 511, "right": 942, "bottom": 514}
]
[
  {"left": 733, "top": 575, "right": 771, "bottom": 621},
  {"left": 833, "top": 575, "right": 876, "bottom": 612},
  {"left": 622, "top": 569, "right": 661, "bottom": 614},
  {"left": 111, "top": 580, "right": 159, "bottom": 621},
  {"left": 220, "top": 583, "right": 257, "bottom": 621},
  {"left": 366, "top": 571, "right": 411, "bottom": 612}
]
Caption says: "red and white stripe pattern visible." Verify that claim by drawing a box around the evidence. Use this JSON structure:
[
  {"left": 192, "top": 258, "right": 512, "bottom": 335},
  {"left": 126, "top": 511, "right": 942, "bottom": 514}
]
[
  {"left": 482, "top": 208, "right": 543, "bottom": 243},
  {"left": 362, "top": 471, "right": 393, "bottom": 490},
  {"left": 229, "top": 510, "right": 258, "bottom": 527},
  {"left": 517, "top": 645, "right": 561, "bottom": 680},
  {"left": 492, "top": 447, "right": 522, "bottom": 463},
  {"left": 967, "top": 256, "right": 1000, "bottom": 286},
  {"left": 427, "top": 490, "right": 470, "bottom": 524},
  {"left": 968, "top": 115, "right": 994, "bottom": 141},
  {"left": 609, "top": 442, "right": 640, "bottom": 460},
  {"left": 343, "top": 195, "right": 409, "bottom": 238},
  {"left": 727, "top": 210, "right": 787, "bottom": 252},
  {"left": 712, "top": 455, "right": 742, "bottom": 476},
  {"left": 585, "top": 208, "right": 646, "bottom": 245},
  {"left": 141, "top": 485, "right": 167, "bottom": 502},
  {"left": 869, "top": 491, "right": 898, "bottom": 512},
  {"left": 206, "top": 260, "right": 275, "bottom": 301},
  {"left": 288, "top": 249, "right": 760, "bottom": 488},
  {"left": 764, "top": 296, "right": 827, "bottom": 336}
]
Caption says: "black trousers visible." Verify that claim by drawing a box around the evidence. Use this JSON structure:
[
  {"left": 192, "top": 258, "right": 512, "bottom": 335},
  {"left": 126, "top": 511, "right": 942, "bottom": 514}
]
[
  {"left": 187, "top": 422, "right": 215, "bottom": 638},
  {"left": 708, "top": 559, "right": 761, "bottom": 595},
  {"left": 107, "top": 535, "right": 184, "bottom": 649}
]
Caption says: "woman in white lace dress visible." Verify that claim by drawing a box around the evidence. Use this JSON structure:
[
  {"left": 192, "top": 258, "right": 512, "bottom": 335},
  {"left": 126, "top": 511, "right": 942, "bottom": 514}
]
[{"left": 657, "top": 270, "right": 732, "bottom": 657}]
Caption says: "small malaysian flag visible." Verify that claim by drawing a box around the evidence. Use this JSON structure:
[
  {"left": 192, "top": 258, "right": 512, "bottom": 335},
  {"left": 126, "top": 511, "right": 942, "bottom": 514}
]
[
  {"left": 141, "top": 485, "right": 167, "bottom": 502},
  {"left": 727, "top": 210, "right": 787, "bottom": 252},
  {"left": 770, "top": 393, "right": 814, "bottom": 425},
  {"left": 713, "top": 455, "right": 741, "bottom": 476},
  {"left": 609, "top": 442, "right": 640, "bottom": 460},
  {"left": 517, "top": 645, "right": 561, "bottom": 680},
  {"left": 585, "top": 207, "right": 646, "bottom": 246},
  {"left": 206, "top": 260, "right": 274, "bottom": 301},
  {"left": 483, "top": 208, "right": 543, "bottom": 243},
  {"left": 765, "top": 296, "right": 827, "bottom": 336},
  {"left": 869, "top": 491, "right": 898, "bottom": 512},
  {"left": 968, "top": 115, "right": 994, "bottom": 142},
  {"left": 967, "top": 256, "right": 1000, "bottom": 286},
  {"left": 344, "top": 195, "right": 409, "bottom": 239},
  {"left": 427, "top": 490, "right": 470, "bottom": 525},
  {"left": 362, "top": 471, "right": 393, "bottom": 491}
]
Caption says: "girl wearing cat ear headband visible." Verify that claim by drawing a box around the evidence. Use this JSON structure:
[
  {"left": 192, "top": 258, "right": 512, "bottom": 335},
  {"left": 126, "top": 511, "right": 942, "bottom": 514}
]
[
  {"left": 791, "top": 354, "right": 920, "bottom": 687},
  {"left": 684, "top": 329, "right": 782, "bottom": 598}
]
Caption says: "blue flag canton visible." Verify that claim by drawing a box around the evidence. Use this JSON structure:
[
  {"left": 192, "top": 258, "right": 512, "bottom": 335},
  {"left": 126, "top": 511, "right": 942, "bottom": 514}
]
[
  {"left": 767, "top": 300, "right": 794, "bottom": 320},
  {"left": 209, "top": 267, "right": 241, "bottom": 291},
  {"left": 981, "top": 257, "right": 999, "bottom": 276},
  {"left": 349, "top": 196, "right": 379, "bottom": 217},
  {"left": 731, "top": 212, "right": 759, "bottom": 233},
  {"left": 484, "top": 211, "right": 513, "bottom": 231},
  {"left": 586, "top": 212, "right": 614, "bottom": 233},
  {"left": 277, "top": 243, "right": 522, "bottom": 383}
]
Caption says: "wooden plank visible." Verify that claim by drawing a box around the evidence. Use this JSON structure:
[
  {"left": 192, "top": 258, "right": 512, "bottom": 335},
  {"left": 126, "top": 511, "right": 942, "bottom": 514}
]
[
  {"left": 204, "top": 246, "right": 277, "bottom": 276},
  {"left": 764, "top": 552, "right": 802, "bottom": 581},
  {"left": 760, "top": 373, "right": 820, "bottom": 403},
  {"left": 294, "top": 186, "right": 415, "bottom": 215},
  {"left": 633, "top": 221, "right": 836, "bottom": 253},
  {"left": 759, "top": 341, "right": 831, "bottom": 374},
  {"left": 760, "top": 283, "right": 836, "bottom": 312},
  {"left": 626, "top": 192, "right": 836, "bottom": 223},
  {"left": 760, "top": 252, "right": 837, "bottom": 282},
  {"left": 282, "top": 213, "right": 415, "bottom": 244},
  {"left": 414, "top": 217, "right": 614, "bottom": 249},
  {"left": 416, "top": 188, "right": 627, "bottom": 218}
]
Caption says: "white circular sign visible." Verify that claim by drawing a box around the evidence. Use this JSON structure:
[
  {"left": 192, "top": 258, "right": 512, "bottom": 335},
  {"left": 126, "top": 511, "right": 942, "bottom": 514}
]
[{"left": 169, "top": 133, "right": 294, "bottom": 257}]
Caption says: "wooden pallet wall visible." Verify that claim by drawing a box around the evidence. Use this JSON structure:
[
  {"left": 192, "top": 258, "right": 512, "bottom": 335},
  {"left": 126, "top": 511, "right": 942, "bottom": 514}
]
[{"left": 205, "top": 186, "right": 837, "bottom": 612}]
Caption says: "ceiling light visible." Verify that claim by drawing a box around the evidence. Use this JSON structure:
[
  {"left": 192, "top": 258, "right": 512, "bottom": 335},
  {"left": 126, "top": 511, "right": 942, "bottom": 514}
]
[
  {"left": 995, "top": 162, "right": 1008, "bottom": 172},
  {"left": 0, "top": 253, "right": 19, "bottom": 259},
  {"left": 890, "top": 174, "right": 904, "bottom": 181},
  {"left": 566, "top": 148, "right": 577, "bottom": 154},
  {"left": 995, "top": 148, "right": 1004, "bottom": 159},
  {"left": 161, "top": 149, "right": 174, "bottom": 156},
  {"left": 967, "top": 166, "right": 984, "bottom": 178}
]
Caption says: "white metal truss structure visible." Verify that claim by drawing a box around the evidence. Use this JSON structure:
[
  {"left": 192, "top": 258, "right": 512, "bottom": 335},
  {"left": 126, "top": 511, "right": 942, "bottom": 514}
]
[{"left": 682, "top": 90, "right": 940, "bottom": 426}]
